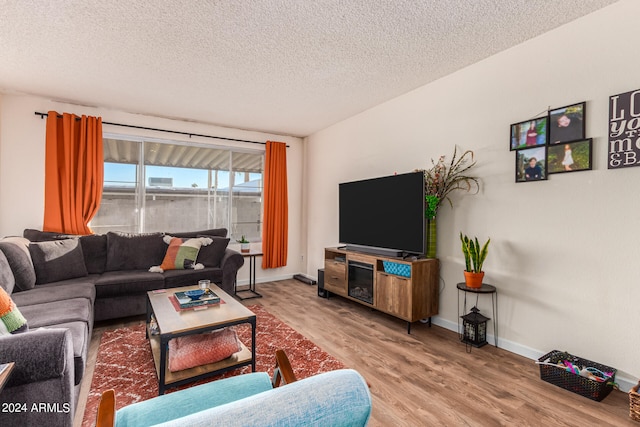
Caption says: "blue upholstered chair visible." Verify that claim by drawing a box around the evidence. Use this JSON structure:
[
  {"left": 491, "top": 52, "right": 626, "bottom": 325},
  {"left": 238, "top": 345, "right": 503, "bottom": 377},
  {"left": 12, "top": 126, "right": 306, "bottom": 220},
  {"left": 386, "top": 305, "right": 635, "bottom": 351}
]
[{"left": 96, "top": 350, "right": 371, "bottom": 427}]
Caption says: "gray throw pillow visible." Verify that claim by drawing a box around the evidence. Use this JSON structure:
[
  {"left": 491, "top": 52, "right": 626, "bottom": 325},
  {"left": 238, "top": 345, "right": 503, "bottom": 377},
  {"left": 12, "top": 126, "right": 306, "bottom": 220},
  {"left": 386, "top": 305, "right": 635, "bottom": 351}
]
[
  {"left": 105, "top": 232, "right": 166, "bottom": 271},
  {"left": 0, "top": 237, "right": 36, "bottom": 291},
  {"left": 22, "top": 230, "right": 108, "bottom": 275},
  {"left": 196, "top": 236, "right": 230, "bottom": 268},
  {"left": 0, "top": 250, "right": 16, "bottom": 294},
  {"left": 79, "top": 234, "right": 108, "bottom": 274},
  {"left": 23, "top": 228, "right": 74, "bottom": 242},
  {"left": 29, "top": 239, "right": 88, "bottom": 284}
]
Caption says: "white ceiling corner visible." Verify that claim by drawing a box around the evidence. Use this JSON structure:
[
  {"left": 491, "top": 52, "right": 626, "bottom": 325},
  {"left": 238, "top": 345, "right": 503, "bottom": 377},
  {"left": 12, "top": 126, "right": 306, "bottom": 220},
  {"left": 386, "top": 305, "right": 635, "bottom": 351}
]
[{"left": 0, "top": 0, "right": 620, "bottom": 137}]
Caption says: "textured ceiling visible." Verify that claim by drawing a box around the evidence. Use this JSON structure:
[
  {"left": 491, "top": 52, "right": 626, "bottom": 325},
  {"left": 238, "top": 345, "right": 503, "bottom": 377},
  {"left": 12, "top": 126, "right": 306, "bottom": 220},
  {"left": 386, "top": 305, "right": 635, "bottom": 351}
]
[{"left": 0, "top": 0, "right": 619, "bottom": 137}]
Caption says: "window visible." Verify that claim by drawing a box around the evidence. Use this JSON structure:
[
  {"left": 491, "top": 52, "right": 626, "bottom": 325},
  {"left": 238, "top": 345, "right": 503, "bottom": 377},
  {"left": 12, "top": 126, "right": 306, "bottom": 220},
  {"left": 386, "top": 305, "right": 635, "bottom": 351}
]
[{"left": 90, "top": 136, "right": 264, "bottom": 242}]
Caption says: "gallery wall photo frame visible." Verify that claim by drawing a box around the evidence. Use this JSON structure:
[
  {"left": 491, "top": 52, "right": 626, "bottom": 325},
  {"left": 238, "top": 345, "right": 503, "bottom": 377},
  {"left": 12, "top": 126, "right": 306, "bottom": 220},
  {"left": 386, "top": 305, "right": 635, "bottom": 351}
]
[
  {"left": 548, "top": 101, "right": 586, "bottom": 145},
  {"left": 547, "top": 138, "right": 593, "bottom": 174},
  {"left": 515, "top": 146, "right": 547, "bottom": 183},
  {"left": 509, "top": 117, "right": 548, "bottom": 151}
]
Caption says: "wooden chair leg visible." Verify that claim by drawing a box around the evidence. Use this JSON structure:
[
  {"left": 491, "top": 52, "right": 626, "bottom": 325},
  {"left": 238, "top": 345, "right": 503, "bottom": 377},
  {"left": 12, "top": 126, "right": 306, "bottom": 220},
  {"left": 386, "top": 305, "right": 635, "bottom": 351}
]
[
  {"left": 272, "top": 349, "right": 297, "bottom": 387},
  {"left": 96, "top": 389, "right": 116, "bottom": 427}
]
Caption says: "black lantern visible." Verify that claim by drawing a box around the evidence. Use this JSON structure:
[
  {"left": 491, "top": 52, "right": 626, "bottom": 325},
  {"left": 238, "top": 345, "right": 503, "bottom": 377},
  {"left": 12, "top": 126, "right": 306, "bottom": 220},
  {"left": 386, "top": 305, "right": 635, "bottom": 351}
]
[{"left": 461, "top": 306, "right": 489, "bottom": 348}]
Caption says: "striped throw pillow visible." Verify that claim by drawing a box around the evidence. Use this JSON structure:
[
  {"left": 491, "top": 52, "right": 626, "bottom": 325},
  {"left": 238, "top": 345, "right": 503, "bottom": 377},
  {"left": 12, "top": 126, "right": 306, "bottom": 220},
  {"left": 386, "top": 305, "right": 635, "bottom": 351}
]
[{"left": 0, "top": 287, "right": 28, "bottom": 335}]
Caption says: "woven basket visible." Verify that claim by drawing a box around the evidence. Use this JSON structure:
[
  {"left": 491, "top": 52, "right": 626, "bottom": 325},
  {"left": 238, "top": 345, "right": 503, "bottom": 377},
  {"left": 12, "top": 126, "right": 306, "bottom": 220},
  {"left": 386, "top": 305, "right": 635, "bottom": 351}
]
[
  {"left": 538, "top": 350, "right": 616, "bottom": 402},
  {"left": 630, "top": 381, "right": 640, "bottom": 422}
]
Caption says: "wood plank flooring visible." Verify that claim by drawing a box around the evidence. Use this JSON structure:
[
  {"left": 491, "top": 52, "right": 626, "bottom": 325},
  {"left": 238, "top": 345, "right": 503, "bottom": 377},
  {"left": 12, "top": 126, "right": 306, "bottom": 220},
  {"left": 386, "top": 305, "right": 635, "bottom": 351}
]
[{"left": 76, "top": 279, "right": 635, "bottom": 426}]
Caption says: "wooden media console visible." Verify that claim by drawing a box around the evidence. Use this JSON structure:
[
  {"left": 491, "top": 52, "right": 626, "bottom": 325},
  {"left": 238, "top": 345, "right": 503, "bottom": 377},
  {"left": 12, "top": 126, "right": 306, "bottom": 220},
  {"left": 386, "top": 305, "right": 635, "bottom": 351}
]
[{"left": 323, "top": 247, "right": 439, "bottom": 333}]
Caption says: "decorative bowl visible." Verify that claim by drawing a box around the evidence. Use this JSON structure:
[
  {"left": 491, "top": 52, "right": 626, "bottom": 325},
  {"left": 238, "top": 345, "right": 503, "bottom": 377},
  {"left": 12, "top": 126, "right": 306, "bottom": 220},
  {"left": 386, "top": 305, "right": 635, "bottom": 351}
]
[{"left": 184, "top": 289, "right": 205, "bottom": 300}]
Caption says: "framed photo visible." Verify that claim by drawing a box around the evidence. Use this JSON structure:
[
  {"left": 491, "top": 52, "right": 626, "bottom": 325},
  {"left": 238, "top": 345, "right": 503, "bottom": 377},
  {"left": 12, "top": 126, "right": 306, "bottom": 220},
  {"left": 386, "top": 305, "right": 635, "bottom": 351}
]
[
  {"left": 548, "top": 102, "right": 585, "bottom": 145},
  {"left": 510, "top": 117, "right": 548, "bottom": 151},
  {"left": 516, "top": 146, "right": 547, "bottom": 183},
  {"left": 547, "top": 139, "right": 592, "bottom": 174}
]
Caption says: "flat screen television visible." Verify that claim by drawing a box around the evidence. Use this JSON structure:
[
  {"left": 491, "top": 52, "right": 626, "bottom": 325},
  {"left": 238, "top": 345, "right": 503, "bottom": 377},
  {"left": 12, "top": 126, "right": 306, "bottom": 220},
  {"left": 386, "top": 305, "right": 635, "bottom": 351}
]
[{"left": 339, "top": 171, "right": 425, "bottom": 257}]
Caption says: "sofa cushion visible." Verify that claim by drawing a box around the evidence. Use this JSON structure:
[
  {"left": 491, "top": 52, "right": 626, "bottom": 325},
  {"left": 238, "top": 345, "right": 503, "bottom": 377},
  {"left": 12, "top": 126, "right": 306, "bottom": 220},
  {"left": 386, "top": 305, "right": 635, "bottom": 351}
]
[
  {"left": 29, "top": 239, "right": 88, "bottom": 285},
  {"left": 19, "top": 297, "right": 92, "bottom": 329},
  {"left": 168, "top": 228, "right": 227, "bottom": 238},
  {"left": 197, "top": 236, "right": 230, "bottom": 268},
  {"left": 168, "top": 327, "right": 242, "bottom": 372},
  {"left": 0, "top": 250, "right": 15, "bottom": 294},
  {"left": 95, "top": 270, "right": 165, "bottom": 298},
  {"left": 0, "top": 237, "right": 36, "bottom": 291},
  {"left": 47, "top": 321, "right": 88, "bottom": 385},
  {"left": 106, "top": 232, "right": 166, "bottom": 271},
  {"left": 79, "top": 234, "right": 108, "bottom": 274},
  {"left": 12, "top": 281, "right": 96, "bottom": 308},
  {"left": 162, "top": 268, "right": 223, "bottom": 289},
  {"left": 0, "top": 287, "right": 28, "bottom": 335},
  {"left": 158, "top": 236, "right": 212, "bottom": 271}
]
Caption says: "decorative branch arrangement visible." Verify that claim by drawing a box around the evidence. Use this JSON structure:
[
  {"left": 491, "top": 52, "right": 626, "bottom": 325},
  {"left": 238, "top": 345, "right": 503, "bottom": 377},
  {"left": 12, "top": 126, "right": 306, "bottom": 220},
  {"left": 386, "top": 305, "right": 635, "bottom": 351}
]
[{"left": 419, "top": 146, "right": 480, "bottom": 218}]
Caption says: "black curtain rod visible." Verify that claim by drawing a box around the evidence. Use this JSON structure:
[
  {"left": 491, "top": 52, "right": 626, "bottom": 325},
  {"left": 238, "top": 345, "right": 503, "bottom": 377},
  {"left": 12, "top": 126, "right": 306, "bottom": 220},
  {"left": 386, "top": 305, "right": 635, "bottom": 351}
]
[{"left": 34, "top": 111, "right": 277, "bottom": 146}]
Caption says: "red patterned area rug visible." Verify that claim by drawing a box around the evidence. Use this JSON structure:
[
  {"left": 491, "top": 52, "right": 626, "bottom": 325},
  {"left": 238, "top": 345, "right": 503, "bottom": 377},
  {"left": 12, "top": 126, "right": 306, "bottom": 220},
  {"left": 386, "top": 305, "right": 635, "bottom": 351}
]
[{"left": 81, "top": 304, "right": 345, "bottom": 427}]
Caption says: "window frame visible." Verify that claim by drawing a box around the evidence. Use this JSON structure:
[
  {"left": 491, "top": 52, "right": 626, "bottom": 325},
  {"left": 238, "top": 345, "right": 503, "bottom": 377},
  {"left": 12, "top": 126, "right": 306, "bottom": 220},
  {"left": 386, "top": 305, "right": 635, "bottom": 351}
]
[{"left": 94, "top": 132, "right": 264, "bottom": 240}]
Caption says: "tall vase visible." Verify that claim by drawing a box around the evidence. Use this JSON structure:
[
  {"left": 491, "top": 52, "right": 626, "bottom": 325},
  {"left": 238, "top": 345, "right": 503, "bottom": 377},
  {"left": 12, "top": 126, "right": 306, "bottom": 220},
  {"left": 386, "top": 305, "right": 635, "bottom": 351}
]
[{"left": 426, "top": 217, "right": 437, "bottom": 258}]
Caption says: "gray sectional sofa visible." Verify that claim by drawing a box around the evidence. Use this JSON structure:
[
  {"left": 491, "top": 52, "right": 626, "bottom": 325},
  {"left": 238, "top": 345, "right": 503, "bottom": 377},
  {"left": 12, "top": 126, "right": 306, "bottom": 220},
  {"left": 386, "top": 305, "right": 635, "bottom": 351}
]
[{"left": 0, "top": 228, "right": 244, "bottom": 427}]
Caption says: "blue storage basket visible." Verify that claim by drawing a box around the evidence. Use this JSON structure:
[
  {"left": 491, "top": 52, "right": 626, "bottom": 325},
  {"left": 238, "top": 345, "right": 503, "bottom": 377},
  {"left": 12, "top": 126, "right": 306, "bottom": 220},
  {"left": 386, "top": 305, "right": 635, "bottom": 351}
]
[{"left": 382, "top": 261, "right": 411, "bottom": 278}]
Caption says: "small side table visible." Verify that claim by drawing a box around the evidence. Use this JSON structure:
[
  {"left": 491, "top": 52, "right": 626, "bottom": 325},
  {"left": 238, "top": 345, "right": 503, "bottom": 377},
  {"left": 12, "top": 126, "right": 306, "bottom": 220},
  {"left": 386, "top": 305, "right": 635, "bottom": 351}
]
[
  {"left": 0, "top": 362, "right": 15, "bottom": 394},
  {"left": 235, "top": 251, "right": 263, "bottom": 300},
  {"left": 457, "top": 283, "right": 498, "bottom": 347}
]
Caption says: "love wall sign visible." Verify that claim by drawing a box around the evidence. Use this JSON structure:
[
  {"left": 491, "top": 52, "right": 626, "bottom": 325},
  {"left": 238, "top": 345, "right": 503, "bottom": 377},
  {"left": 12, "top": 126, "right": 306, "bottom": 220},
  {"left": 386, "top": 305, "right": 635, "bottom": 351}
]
[{"left": 609, "top": 88, "right": 640, "bottom": 169}]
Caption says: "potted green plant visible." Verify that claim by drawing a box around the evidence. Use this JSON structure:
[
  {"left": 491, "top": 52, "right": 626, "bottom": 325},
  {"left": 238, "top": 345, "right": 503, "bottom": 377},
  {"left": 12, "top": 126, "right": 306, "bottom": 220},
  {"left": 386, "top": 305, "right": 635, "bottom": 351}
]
[
  {"left": 460, "top": 232, "right": 490, "bottom": 288},
  {"left": 237, "top": 235, "right": 250, "bottom": 253}
]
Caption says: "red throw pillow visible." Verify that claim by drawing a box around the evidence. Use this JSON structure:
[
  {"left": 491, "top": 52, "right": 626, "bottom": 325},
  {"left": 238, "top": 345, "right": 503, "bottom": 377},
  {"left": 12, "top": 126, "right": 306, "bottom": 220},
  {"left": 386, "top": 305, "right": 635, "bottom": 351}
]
[{"left": 168, "top": 328, "right": 242, "bottom": 372}]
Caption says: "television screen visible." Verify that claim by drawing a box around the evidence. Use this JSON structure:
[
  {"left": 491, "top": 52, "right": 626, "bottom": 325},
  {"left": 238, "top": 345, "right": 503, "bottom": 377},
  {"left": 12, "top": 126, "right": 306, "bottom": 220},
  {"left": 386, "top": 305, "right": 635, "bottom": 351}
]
[{"left": 339, "top": 171, "right": 425, "bottom": 255}]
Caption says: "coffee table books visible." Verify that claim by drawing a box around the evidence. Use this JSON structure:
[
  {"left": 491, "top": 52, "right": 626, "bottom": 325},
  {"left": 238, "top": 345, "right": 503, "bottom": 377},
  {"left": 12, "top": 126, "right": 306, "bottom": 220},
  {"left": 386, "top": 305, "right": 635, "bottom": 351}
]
[{"left": 174, "top": 288, "right": 220, "bottom": 309}]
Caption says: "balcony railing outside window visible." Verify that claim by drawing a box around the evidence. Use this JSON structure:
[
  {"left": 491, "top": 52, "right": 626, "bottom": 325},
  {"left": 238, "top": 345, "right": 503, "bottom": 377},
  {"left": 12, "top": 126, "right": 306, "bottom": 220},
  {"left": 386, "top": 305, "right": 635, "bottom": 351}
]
[{"left": 90, "top": 137, "right": 263, "bottom": 242}]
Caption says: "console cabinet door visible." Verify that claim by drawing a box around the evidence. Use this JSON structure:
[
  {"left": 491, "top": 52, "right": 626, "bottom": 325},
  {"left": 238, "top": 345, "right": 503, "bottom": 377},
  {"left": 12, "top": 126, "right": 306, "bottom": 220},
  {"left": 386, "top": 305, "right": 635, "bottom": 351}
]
[
  {"left": 324, "top": 260, "right": 347, "bottom": 295},
  {"left": 376, "top": 273, "right": 411, "bottom": 319}
]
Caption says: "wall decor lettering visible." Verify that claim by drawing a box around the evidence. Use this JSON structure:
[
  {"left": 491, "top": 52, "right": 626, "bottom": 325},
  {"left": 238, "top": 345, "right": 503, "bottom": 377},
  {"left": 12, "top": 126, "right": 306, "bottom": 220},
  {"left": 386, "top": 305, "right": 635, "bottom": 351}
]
[{"left": 609, "top": 89, "right": 640, "bottom": 169}]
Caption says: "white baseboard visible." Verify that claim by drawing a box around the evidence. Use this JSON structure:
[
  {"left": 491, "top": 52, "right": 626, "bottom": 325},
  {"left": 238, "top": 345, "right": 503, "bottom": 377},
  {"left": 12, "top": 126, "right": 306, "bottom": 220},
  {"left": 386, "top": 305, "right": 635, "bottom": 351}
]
[{"left": 431, "top": 316, "right": 636, "bottom": 392}]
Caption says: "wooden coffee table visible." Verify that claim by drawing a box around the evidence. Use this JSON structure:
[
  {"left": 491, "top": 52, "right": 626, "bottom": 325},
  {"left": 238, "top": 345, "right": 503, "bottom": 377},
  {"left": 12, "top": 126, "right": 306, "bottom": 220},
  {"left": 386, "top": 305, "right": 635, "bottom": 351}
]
[{"left": 146, "top": 283, "right": 256, "bottom": 395}]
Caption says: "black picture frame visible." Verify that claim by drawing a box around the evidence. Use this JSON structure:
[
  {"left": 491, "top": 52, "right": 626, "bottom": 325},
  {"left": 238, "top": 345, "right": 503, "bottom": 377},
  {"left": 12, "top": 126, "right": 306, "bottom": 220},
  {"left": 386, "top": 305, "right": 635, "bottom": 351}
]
[
  {"left": 548, "top": 102, "right": 585, "bottom": 145},
  {"left": 510, "top": 117, "right": 548, "bottom": 151},
  {"left": 516, "top": 146, "right": 547, "bottom": 183},
  {"left": 547, "top": 139, "right": 592, "bottom": 174}
]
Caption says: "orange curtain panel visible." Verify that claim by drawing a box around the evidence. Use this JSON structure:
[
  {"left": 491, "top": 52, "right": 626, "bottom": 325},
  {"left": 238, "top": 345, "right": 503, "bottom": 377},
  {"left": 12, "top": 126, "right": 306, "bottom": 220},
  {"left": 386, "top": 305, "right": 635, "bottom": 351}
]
[
  {"left": 262, "top": 141, "right": 288, "bottom": 269},
  {"left": 44, "top": 111, "right": 104, "bottom": 235}
]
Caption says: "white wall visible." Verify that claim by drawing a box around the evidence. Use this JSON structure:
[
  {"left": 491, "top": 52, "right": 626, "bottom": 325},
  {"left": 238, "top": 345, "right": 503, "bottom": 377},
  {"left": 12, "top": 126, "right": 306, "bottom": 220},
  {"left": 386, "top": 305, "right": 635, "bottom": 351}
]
[
  {"left": 0, "top": 94, "right": 305, "bottom": 283},
  {"left": 306, "top": 0, "right": 640, "bottom": 389}
]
